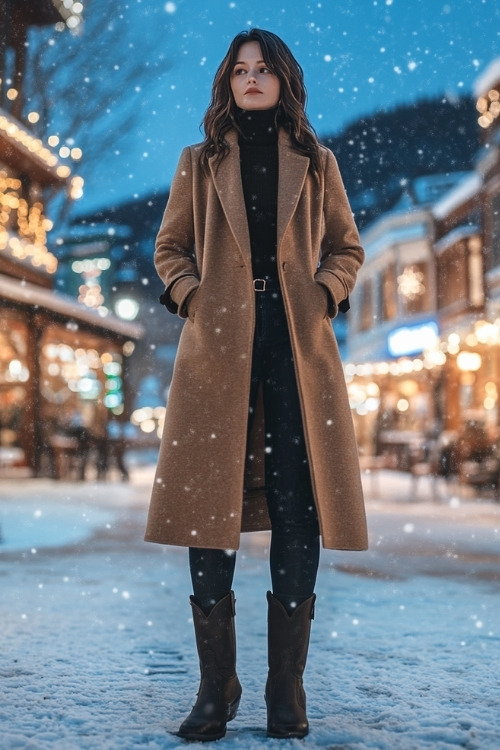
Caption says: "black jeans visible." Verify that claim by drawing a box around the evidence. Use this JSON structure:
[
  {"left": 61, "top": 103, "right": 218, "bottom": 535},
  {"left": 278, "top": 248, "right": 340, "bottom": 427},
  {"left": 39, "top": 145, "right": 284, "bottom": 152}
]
[{"left": 189, "top": 282, "right": 320, "bottom": 613}]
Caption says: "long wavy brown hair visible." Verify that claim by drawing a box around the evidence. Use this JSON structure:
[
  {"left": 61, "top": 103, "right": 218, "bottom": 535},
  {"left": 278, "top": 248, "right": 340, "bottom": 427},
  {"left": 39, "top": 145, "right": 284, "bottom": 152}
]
[{"left": 199, "top": 29, "right": 322, "bottom": 175}]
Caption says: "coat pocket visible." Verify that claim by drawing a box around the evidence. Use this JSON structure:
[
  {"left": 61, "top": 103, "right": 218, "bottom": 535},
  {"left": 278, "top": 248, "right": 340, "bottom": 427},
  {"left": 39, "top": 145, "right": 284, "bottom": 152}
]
[
  {"left": 313, "top": 281, "right": 331, "bottom": 320},
  {"left": 186, "top": 288, "right": 199, "bottom": 323}
]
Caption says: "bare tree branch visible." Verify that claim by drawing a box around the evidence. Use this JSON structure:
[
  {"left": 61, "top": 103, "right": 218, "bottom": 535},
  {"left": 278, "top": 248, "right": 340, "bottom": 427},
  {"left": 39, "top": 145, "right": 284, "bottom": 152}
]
[{"left": 22, "top": 0, "right": 171, "bottom": 224}]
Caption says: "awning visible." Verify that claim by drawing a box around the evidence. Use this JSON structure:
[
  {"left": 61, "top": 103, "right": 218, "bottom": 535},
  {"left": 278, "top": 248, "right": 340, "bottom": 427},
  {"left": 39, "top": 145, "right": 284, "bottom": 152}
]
[{"left": 0, "top": 273, "right": 143, "bottom": 339}]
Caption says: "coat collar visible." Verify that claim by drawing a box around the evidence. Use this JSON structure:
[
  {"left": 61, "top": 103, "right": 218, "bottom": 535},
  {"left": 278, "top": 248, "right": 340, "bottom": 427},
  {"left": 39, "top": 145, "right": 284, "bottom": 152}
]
[{"left": 208, "top": 128, "right": 310, "bottom": 264}]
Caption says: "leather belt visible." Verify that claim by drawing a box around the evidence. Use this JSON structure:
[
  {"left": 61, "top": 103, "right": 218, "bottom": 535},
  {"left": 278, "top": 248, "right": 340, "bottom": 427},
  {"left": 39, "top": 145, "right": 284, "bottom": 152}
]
[{"left": 253, "top": 278, "right": 280, "bottom": 292}]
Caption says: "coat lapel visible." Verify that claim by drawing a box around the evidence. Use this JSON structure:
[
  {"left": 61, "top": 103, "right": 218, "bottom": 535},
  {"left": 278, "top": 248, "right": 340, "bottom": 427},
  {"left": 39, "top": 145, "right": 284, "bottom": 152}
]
[
  {"left": 277, "top": 130, "right": 310, "bottom": 251},
  {"left": 209, "top": 131, "right": 251, "bottom": 262}
]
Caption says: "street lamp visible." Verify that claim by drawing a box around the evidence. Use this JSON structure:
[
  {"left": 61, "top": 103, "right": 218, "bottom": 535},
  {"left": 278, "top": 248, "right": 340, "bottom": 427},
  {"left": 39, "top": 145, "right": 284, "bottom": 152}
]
[
  {"left": 114, "top": 297, "right": 140, "bottom": 321},
  {"left": 456, "top": 351, "right": 482, "bottom": 373}
]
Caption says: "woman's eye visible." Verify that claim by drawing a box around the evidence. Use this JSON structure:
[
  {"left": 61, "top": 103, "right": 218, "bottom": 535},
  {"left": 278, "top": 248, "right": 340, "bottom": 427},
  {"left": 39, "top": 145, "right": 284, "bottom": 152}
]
[{"left": 234, "top": 68, "right": 246, "bottom": 75}]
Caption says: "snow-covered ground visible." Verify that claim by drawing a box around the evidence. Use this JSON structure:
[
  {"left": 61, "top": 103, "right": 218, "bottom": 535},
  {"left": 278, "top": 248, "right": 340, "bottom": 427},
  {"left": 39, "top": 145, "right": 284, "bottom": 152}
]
[{"left": 1, "top": 467, "right": 499, "bottom": 750}]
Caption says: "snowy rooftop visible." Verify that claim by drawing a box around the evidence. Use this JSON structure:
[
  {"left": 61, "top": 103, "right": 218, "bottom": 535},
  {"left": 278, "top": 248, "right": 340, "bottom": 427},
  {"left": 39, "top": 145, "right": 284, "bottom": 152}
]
[
  {"left": 361, "top": 173, "right": 472, "bottom": 253},
  {"left": 473, "top": 57, "right": 500, "bottom": 97},
  {"left": 432, "top": 172, "right": 482, "bottom": 220}
]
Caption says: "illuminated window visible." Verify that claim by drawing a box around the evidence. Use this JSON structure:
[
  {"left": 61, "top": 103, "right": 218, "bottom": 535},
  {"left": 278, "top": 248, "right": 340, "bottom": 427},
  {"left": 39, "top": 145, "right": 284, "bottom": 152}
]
[
  {"left": 398, "top": 262, "right": 429, "bottom": 315},
  {"left": 382, "top": 263, "right": 397, "bottom": 321}
]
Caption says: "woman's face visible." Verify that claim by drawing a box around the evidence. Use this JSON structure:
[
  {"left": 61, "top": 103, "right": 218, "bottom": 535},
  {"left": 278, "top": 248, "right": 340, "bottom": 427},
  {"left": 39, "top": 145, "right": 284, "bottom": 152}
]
[{"left": 230, "top": 41, "right": 280, "bottom": 111}]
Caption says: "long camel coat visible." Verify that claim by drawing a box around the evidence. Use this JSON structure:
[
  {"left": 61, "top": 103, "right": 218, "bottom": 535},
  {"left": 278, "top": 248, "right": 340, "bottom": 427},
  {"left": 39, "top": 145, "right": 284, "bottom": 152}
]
[{"left": 145, "top": 128, "right": 368, "bottom": 551}]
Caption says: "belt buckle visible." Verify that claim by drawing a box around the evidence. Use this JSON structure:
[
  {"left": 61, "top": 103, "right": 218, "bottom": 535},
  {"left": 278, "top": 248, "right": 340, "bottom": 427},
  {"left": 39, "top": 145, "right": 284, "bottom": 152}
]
[{"left": 253, "top": 278, "right": 266, "bottom": 292}]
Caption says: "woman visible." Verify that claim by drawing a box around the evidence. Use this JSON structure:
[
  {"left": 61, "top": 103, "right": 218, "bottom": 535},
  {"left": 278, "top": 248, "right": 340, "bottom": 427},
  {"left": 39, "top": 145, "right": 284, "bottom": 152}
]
[{"left": 145, "top": 28, "right": 368, "bottom": 741}]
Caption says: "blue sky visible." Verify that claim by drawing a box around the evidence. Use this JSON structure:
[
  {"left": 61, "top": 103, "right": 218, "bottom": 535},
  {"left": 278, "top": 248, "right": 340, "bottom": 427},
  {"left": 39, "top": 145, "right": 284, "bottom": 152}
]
[{"left": 75, "top": 0, "right": 499, "bottom": 213}]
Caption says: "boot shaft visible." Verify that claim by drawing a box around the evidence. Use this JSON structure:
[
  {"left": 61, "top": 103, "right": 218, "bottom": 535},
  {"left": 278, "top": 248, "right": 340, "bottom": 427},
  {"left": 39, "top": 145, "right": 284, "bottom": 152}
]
[
  {"left": 266, "top": 591, "right": 315, "bottom": 677},
  {"left": 177, "top": 591, "right": 241, "bottom": 741},
  {"left": 265, "top": 591, "right": 315, "bottom": 739},
  {"left": 190, "top": 591, "right": 238, "bottom": 677}
]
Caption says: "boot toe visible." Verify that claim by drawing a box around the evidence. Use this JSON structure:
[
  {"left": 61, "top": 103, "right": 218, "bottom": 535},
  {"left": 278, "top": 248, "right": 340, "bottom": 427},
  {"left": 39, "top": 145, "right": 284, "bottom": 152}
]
[
  {"left": 266, "top": 701, "right": 309, "bottom": 739},
  {"left": 176, "top": 682, "right": 241, "bottom": 741},
  {"left": 176, "top": 720, "right": 227, "bottom": 742},
  {"left": 267, "top": 724, "right": 309, "bottom": 739}
]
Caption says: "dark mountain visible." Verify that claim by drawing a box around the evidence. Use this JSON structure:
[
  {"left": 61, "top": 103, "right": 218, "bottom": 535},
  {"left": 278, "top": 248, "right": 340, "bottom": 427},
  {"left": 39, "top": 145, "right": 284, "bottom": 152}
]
[{"left": 322, "top": 95, "right": 480, "bottom": 228}]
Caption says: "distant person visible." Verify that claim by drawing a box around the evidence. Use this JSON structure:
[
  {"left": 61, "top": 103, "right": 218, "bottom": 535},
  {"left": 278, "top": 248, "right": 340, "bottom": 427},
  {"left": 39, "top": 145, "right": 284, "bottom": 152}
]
[
  {"left": 145, "top": 28, "right": 367, "bottom": 741},
  {"left": 104, "top": 417, "right": 130, "bottom": 481},
  {"left": 66, "top": 409, "right": 90, "bottom": 481}
]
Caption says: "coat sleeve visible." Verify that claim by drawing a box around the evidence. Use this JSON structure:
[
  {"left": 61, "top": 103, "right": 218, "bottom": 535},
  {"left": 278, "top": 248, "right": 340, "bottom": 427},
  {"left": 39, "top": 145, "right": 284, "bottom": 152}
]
[
  {"left": 314, "top": 147, "right": 365, "bottom": 317},
  {"left": 154, "top": 146, "right": 200, "bottom": 317}
]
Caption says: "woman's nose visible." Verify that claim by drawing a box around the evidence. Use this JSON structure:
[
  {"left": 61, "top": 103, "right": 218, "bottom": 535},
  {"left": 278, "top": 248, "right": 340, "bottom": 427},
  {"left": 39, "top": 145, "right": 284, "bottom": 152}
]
[{"left": 248, "top": 71, "right": 257, "bottom": 82}]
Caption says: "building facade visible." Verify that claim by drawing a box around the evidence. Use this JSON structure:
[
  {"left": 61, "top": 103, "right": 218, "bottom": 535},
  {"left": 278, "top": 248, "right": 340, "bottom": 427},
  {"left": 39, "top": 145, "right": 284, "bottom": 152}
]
[
  {"left": 346, "top": 59, "right": 500, "bottom": 475},
  {"left": 0, "top": 2, "right": 142, "bottom": 477}
]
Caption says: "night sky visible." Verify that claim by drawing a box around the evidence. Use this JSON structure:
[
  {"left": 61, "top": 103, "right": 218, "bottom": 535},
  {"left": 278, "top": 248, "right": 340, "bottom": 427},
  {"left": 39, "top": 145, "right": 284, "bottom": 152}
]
[{"left": 71, "top": 0, "right": 499, "bottom": 213}]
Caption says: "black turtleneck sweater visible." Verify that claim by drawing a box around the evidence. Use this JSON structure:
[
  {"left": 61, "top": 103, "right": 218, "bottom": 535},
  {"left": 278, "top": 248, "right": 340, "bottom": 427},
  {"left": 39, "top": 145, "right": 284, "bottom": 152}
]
[{"left": 237, "top": 108, "right": 279, "bottom": 281}]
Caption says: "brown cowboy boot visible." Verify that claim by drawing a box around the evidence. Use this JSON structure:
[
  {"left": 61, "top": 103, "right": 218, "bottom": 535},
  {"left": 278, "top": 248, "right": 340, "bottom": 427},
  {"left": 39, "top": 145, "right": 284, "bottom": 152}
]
[
  {"left": 177, "top": 591, "right": 242, "bottom": 742},
  {"left": 265, "top": 590, "right": 316, "bottom": 739}
]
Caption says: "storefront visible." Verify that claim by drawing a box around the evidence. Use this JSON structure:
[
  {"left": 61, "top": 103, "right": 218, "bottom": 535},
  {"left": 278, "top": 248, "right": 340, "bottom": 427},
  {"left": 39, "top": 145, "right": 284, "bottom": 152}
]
[
  {"left": 346, "top": 315, "right": 500, "bottom": 482},
  {"left": 0, "top": 2, "right": 144, "bottom": 477},
  {"left": 345, "top": 317, "right": 445, "bottom": 469},
  {"left": 0, "top": 273, "right": 141, "bottom": 476}
]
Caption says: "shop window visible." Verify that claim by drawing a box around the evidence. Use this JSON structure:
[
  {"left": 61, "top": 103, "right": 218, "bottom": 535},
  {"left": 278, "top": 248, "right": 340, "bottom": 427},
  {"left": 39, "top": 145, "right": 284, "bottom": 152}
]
[
  {"left": 437, "top": 243, "right": 468, "bottom": 309},
  {"left": 39, "top": 326, "right": 124, "bottom": 443},
  {"left": 0, "top": 310, "right": 29, "bottom": 452},
  {"left": 398, "top": 262, "right": 430, "bottom": 316},
  {"left": 382, "top": 263, "right": 397, "bottom": 321}
]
